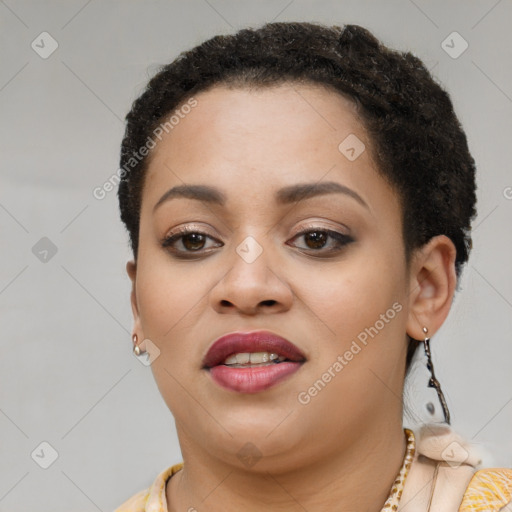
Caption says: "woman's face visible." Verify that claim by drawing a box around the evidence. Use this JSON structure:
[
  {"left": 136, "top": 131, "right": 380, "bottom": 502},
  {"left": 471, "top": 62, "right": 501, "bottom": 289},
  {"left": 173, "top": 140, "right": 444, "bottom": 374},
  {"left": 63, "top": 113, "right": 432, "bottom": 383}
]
[{"left": 128, "top": 83, "right": 414, "bottom": 471}]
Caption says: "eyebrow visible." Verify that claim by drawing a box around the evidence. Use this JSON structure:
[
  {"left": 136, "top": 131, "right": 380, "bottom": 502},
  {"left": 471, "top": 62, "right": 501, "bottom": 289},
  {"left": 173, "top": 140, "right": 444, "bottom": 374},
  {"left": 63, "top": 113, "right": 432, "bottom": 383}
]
[{"left": 153, "top": 181, "right": 370, "bottom": 213}]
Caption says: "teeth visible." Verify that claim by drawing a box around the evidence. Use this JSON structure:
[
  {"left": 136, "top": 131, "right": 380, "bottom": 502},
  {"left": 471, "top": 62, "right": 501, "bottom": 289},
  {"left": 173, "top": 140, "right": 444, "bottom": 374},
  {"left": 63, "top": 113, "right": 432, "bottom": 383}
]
[{"left": 223, "top": 352, "right": 286, "bottom": 366}]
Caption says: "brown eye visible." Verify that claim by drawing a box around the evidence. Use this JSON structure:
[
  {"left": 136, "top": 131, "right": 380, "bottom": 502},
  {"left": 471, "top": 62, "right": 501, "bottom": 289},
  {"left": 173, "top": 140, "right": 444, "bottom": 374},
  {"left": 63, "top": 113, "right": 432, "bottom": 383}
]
[
  {"left": 181, "top": 233, "right": 206, "bottom": 251},
  {"left": 161, "top": 227, "right": 354, "bottom": 260},
  {"left": 289, "top": 228, "right": 354, "bottom": 255},
  {"left": 161, "top": 229, "right": 223, "bottom": 258},
  {"left": 303, "top": 231, "right": 328, "bottom": 249}
]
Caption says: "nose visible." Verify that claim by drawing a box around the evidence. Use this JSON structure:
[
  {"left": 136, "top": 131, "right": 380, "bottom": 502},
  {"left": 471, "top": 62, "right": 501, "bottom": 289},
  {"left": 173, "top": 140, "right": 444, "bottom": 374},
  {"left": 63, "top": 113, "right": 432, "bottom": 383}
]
[{"left": 209, "top": 237, "right": 294, "bottom": 316}]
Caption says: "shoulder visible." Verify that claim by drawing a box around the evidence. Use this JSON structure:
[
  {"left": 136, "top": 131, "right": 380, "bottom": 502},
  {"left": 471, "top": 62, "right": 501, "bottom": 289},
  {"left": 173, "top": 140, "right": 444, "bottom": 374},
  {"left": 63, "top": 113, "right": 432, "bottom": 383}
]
[
  {"left": 401, "top": 423, "right": 512, "bottom": 511},
  {"left": 459, "top": 467, "right": 512, "bottom": 511},
  {"left": 113, "top": 462, "right": 184, "bottom": 512}
]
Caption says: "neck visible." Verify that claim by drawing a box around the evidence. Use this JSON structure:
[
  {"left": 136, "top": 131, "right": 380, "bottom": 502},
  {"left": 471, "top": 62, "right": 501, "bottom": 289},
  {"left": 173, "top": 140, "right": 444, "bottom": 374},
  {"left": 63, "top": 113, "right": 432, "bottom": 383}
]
[{"left": 166, "top": 418, "right": 407, "bottom": 512}]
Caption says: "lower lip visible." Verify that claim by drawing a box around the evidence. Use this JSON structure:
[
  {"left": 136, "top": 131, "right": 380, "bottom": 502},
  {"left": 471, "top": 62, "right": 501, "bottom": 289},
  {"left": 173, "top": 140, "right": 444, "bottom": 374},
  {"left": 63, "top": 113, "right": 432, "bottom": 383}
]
[{"left": 207, "top": 362, "right": 303, "bottom": 393}]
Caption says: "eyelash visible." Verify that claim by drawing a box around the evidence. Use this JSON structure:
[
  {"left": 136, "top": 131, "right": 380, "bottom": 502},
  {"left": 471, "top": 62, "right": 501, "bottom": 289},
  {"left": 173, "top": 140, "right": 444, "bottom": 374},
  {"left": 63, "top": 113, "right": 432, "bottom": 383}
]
[{"left": 161, "top": 226, "right": 354, "bottom": 259}]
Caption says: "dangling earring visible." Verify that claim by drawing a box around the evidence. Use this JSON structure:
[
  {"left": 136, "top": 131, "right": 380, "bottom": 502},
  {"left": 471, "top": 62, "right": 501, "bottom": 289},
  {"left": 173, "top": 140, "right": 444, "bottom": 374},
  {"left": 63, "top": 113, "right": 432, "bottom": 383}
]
[
  {"left": 423, "top": 327, "right": 451, "bottom": 425},
  {"left": 133, "top": 334, "right": 142, "bottom": 356}
]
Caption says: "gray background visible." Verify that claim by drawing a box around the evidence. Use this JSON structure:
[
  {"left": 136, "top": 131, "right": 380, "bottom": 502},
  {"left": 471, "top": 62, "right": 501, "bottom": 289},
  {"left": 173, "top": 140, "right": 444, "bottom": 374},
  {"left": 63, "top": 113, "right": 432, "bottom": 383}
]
[{"left": 1, "top": 0, "right": 511, "bottom": 510}]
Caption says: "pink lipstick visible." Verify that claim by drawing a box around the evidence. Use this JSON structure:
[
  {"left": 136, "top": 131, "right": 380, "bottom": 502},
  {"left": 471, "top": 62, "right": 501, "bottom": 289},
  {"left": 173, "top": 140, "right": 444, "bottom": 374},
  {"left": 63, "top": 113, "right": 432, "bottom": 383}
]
[{"left": 202, "top": 330, "right": 306, "bottom": 393}]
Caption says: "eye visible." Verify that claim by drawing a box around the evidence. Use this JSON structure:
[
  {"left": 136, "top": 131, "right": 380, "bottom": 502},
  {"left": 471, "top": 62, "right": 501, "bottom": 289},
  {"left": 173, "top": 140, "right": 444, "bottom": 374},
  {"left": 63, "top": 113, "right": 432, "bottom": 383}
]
[
  {"left": 287, "top": 228, "right": 354, "bottom": 255},
  {"left": 161, "top": 226, "right": 354, "bottom": 259},
  {"left": 161, "top": 227, "right": 222, "bottom": 258}
]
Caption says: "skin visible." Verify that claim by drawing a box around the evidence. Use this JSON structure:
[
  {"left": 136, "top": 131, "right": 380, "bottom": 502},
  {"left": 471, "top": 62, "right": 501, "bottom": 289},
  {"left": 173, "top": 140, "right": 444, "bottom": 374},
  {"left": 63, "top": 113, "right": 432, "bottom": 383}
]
[{"left": 126, "top": 83, "right": 457, "bottom": 512}]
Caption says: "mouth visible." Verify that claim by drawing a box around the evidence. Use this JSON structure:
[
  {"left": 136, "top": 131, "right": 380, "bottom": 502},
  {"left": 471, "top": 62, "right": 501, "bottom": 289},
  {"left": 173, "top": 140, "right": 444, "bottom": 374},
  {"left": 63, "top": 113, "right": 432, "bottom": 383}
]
[
  {"left": 202, "top": 330, "right": 307, "bottom": 368},
  {"left": 202, "top": 330, "right": 307, "bottom": 393}
]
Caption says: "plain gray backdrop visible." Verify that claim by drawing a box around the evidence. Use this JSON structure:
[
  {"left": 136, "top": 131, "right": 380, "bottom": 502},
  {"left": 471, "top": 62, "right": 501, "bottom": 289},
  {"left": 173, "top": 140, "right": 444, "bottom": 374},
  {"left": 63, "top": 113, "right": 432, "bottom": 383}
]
[{"left": 1, "top": 0, "right": 511, "bottom": 510}]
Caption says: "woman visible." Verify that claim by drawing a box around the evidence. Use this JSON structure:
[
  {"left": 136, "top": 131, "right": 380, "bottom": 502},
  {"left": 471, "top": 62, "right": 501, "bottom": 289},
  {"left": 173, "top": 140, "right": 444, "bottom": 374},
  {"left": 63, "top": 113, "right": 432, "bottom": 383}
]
[{"left": 114, "top": 21, "right": 512, "bottom": 511}]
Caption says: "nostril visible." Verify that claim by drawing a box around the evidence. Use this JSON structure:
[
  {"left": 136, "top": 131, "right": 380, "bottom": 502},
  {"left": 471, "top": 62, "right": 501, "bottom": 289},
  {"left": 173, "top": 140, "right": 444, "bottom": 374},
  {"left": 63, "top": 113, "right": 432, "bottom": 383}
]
[{"left": 218, "top": 299, "right": 277, "bottom": 309}]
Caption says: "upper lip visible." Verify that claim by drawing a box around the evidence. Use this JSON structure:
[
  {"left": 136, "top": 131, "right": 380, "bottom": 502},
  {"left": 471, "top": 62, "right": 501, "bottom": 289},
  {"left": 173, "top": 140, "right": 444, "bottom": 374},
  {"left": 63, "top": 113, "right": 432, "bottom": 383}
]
[{"left": 202, "top": 330, "right": 307, "bottom": 368}]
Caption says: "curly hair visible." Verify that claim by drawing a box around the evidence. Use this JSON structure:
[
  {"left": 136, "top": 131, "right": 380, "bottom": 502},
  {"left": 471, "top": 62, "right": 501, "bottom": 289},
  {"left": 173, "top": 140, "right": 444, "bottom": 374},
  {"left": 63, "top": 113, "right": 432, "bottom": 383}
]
[{"left": 117, "top": 21, "right": 477, "bottom": 372}]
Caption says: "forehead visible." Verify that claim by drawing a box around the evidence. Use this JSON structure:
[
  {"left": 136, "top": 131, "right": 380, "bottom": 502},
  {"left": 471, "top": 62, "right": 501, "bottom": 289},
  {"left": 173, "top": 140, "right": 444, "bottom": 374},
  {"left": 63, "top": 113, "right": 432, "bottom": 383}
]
[
  {"left": 147, "top": 83, "right": 363, "bottom": 161},
  {"left": 141, "top": 83, "right": 399, "bottom": 220}
]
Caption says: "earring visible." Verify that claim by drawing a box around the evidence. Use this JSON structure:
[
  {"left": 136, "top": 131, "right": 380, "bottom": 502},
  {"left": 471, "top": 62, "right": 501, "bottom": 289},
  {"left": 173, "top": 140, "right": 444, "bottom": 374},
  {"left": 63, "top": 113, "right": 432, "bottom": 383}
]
[
  {"left": 133, "top": 334, "right": 141, "bottom": 356},
  {"left": 423, "top": 327, "right": 451, "bottom": 425}
]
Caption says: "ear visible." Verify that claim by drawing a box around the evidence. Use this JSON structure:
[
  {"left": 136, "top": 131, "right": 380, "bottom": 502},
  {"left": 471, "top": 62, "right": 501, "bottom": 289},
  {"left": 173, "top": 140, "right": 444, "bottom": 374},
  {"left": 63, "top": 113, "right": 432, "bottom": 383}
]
[
  {"left": 126, "top": 260, "right": 146, "bottom": 350},
  {"left": 406, "top": 235, "right": 457, "bottom": 340}
]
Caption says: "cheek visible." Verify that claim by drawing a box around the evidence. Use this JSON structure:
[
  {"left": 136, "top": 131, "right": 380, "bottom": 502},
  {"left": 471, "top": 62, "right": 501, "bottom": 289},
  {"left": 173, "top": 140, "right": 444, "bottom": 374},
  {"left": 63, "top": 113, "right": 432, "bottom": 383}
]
[
  {"left": 314, "top": 257, "right": 402, "bottom": 332},
  {"left": 300, "top": 259, "right": 407, "bottom": 406},
  {"left": 307, "top": 245, "right": 407, "bottom": 374},
  {"left": 136, "top": 252, "right": 206, "bottom": 350}
]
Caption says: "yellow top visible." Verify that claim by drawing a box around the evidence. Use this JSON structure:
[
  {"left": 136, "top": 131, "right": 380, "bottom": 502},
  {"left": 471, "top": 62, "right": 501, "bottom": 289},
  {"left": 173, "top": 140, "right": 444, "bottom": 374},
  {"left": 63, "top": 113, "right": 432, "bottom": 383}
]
[
  {"left": 114, "top": 464, "right": 512, "bottom": 512},
  {"left": 459, "top": 468, "right": 512, "bottom": 510},
  {"left": 114, "top": 427, "right": 512, "bottom": 512}
]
